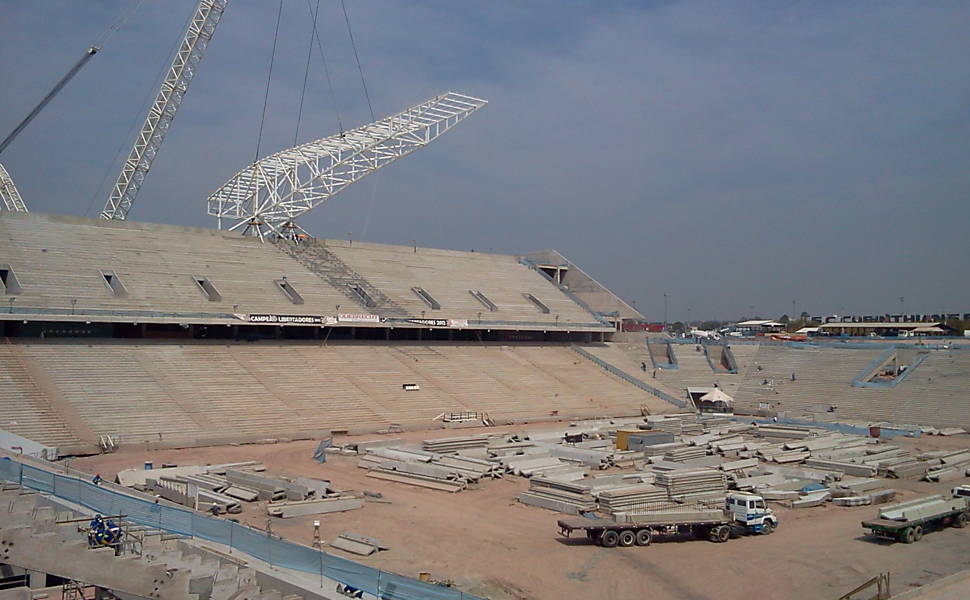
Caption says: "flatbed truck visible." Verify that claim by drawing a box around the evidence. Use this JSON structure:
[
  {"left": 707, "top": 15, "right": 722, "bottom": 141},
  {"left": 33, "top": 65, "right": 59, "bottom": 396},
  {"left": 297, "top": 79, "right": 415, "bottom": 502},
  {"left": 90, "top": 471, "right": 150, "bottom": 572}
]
[
  {"left": 558, "top": 492, "right": 778, "bottom": 548},
  {"left": 862, "top": 494, "right": 969, "bottom": 544}
]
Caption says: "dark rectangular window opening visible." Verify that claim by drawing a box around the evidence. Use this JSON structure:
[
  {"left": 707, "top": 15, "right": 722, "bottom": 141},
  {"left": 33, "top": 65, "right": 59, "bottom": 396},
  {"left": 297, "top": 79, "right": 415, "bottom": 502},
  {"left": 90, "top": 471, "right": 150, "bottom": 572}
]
[
  {"left": 0, "top": 264, "right": 22, "bottom": 295},
  {"left": 193, "top": 276, "right": 222, "bottom": 302},
  {"left": 524, "top": 292, "right": 550, "bottom": 314},
  {"left": 412, "top": 286, "right": 441, "bottom": 310},
  {"left": 470, "top": 289, "right": 497, "bottom": 312},
  {"left": 349, "top": 284, "right": 377, "bottom": 308},
  {"left": 100, "top": 270, "right": 128, "bottom": 297},
  {"left": 275, "top": 278, "right": 304, "bottom": 305}
]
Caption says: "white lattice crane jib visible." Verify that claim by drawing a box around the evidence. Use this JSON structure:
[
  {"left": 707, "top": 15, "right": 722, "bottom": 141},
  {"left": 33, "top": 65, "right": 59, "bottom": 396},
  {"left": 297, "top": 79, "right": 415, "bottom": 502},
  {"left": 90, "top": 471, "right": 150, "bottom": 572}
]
[{"left": 101, "top": 0, "right": 229, "bottom": 221}]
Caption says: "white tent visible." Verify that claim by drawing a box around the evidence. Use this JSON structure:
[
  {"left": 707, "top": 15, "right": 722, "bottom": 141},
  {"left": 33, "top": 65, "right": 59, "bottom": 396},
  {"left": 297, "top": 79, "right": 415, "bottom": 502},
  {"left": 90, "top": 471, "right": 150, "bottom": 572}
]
[{"left": 698, "top": 388, "right": 734, "bottom": 407}]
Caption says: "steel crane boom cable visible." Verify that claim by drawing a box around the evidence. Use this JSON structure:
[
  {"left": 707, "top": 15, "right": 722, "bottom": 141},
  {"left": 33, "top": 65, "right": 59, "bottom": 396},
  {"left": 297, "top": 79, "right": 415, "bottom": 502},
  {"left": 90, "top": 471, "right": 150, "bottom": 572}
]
[
  {"left": 339, "top": 0, "right": 375, "bottom": 121},
  {"left": 307, "top": 0, "right": 344, "bottom": 135},
  {"left": 294, "top": 0, "right": 321, "bottom": 146},
  {"left": 255, "top": 0, "right": 284, "bottom": 163}
]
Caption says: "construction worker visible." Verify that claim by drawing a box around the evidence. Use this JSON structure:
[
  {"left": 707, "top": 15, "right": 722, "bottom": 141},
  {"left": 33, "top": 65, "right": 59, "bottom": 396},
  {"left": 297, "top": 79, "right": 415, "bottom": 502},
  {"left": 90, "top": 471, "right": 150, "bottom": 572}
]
[{"left": 92, "top": 473, "right": 102, "bottom": 485}]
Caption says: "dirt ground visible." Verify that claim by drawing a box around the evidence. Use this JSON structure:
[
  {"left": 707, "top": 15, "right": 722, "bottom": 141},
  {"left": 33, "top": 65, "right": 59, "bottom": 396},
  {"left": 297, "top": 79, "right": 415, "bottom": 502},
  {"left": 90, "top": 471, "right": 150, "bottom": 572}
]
[{"left": 73, "top": 427, "right": 970, "bottom": 600}]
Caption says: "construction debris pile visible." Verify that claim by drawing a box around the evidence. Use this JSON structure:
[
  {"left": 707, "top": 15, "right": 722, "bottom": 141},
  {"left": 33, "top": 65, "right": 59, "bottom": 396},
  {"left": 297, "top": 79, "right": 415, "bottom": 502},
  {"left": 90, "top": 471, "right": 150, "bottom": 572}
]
[{"left": 116, "top": 462, "right": 361, "bottom": 518}]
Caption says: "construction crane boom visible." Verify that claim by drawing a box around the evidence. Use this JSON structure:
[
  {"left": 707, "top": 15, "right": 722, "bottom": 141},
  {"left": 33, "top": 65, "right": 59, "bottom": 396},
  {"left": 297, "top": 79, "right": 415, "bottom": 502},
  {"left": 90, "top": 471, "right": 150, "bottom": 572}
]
[
  {"left": 0, "top": 163, "right": 28, "bottom": 213},
  {"left": 207, "top": 92, "right": 487, "bottom": 238},
  {"left": 101, "top": 0, "right": 228, "bottom": 221},
  {"left": 0, "top": 46, "right": 99, "bottom": 157}
]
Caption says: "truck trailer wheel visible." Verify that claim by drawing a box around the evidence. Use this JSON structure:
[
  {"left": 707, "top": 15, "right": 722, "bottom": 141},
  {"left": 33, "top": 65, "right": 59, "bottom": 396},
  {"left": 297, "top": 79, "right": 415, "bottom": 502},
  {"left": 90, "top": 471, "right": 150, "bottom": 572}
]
[
  {"left": 954, "top": 513, "right": 968, "bottom": 528},
  {"left": 618, "top": 530, "right": 636, "bottom": 547},
  {"left": 901, "top": 527, "right": 916, "bottom": 544},
  {"left": 714, "top": 525, "right": 731, "bottom": 543},
  {"left": 600, "top": 530, "right": 620, "bottom": 548},
  {"left": 635, "top": 529, "right": 652, "bottom": 546},
  {"left": 913, "top": 525, "right": 923, "bottom": 541}
]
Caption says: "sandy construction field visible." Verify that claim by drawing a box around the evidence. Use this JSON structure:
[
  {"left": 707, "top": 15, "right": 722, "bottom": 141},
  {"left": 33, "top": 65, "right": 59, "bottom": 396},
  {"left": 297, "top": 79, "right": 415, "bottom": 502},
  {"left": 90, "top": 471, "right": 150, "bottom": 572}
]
[{"left": 74, "top": 427, "right": 970, "bottom": 600}]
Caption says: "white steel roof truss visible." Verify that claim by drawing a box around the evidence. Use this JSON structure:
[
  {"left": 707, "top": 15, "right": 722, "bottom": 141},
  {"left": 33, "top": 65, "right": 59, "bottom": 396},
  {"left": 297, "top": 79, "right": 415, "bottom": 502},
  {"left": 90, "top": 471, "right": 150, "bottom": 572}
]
[{"left": 207, "top": 91, "right": 486, "bottom": 235}]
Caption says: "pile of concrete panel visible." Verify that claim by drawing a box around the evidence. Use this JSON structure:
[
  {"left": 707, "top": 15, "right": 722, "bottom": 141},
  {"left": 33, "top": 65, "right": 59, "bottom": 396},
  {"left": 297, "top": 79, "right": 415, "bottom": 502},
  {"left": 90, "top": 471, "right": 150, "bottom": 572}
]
[
  {"left": 617, "top": 507, "right": 724, "bottom": 525},
  {"left": 148, "top": 477, "right": 243, "bottom": 514},
  {"left": 421, "top": 435, "right": 491, "bottom": 454},
  {"left": 663, "top": 446, "right": 708, "bottom": 462},
  {"left": 878, "top": 495, "right": 965, "bottom": 521},
  {"left": 923, "top": 450, "right": 970, "bottom": 482},
  {"left": 755, "top": 425, "right": 814, "bottom": 439},
  {"left": 330, "top": 532, "right": 388, "bottom": 556},
  {"left": 267, "top": 495, "right": 364, "bottom": 518},
  {"left": 597, "top": 484, "right": 668, "bottom": 515},
  {"left": 655, "top": 469, "right": 727, "bottom": 500},
  {"left": 224, "top": 469, "right": 310, "bottom": 501},
  {"left": 517, "top": 477, "right": 597, "bottom": 514},
  {"left": 357, "top": 443, "right": 504, "bottom": 492},
  {"left": 136, "top": 463, "right": 345, "bottom": 516}
]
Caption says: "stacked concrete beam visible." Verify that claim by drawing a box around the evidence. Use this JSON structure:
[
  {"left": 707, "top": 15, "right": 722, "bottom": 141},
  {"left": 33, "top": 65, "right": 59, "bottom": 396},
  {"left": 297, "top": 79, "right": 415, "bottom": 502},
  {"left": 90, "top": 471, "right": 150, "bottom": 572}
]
[
  {"left": 597, "top": 484, "right": 668, "bottom": 515},
  {"left": 656, "top": 469, "right": 727, "bottom": 500},
  {"left": 421, "top": 435, "right": 491, "bottom": 453},
  {"left": 267, "top": 496, "right": 364, "bottom": 518},
  {"left": 517, "top": 477, "right": 597, "bottom": 514}
]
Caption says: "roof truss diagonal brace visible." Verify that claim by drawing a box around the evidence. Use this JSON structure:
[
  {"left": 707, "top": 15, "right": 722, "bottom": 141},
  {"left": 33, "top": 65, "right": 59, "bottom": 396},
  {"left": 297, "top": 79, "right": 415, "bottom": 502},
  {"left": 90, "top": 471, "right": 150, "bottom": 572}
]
[
  {"left": 207, "top": 92, "right": 487, "bottom": 237},
  {"left": 0, "top": 163, "right": 28, "bottom": 212},
  {"left": 101, "top": 0, "right": 228, "bottom": 221}
]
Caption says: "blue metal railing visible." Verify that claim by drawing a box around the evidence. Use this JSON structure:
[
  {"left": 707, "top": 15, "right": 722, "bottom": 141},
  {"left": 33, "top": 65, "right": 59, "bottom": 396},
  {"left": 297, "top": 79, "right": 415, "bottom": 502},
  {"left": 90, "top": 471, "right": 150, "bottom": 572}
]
[
  {"left": 646, "top": 339, "right": 677, "bottom": 370},
  {"left": 0, "top": 453, "right": 481, "bottom": 600},
  {"left": 570, "top": 345, "right": 687, "bottom": 408},
  {"left": 852, "top": 350, "right": 930, "bottom": 388},
  {"left": 703, "top": 344, "right": 738, "bottom": 374}
]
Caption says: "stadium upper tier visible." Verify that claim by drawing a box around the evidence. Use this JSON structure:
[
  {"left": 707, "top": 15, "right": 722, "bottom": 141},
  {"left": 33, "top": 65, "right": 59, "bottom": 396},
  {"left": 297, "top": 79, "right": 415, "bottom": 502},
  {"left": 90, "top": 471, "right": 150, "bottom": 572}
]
[{"left": 0, "top": 212, "right": 607, "bottom": 331}]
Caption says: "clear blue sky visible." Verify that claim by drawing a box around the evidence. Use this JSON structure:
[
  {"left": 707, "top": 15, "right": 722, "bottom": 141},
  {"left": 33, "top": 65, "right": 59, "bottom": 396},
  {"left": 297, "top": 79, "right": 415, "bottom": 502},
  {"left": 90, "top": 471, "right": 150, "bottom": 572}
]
[{"left": 1, "top": 1, "right": 968, "bottom": 321}]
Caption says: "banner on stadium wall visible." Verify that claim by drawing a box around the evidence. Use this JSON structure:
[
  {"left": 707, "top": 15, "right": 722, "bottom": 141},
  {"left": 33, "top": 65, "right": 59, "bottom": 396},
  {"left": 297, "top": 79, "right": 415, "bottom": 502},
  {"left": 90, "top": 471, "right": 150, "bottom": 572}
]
[
  {"left": 448, "top": 319, "right": 469, "bottom": 328},
  {"left": 404, "top": 318, "right": 448, "bottom": 327},
  {"left": 337, "top": 313, "right": 380, "bottom": 323},
  {"left": 248, "top": 314, "right": 322, "bottom": 324}
]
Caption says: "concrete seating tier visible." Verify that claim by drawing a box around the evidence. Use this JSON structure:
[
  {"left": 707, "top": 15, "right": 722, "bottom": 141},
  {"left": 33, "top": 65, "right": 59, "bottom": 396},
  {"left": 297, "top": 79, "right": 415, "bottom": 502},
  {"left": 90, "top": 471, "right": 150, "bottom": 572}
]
[
  {"left": 0, "top": 212, "right": 600, "bottom": 328},
  {"left": 325, "top": 239, "right": 596, "bottom": 325},
  {"left": 4, "top": 341, "right": 668, "bottom": 445},
  {"left": 0, "top": 212, "right": 349, "bottom": 317},
  {"left": 0, "top": 344, "right": 79, "bottom": 446}
]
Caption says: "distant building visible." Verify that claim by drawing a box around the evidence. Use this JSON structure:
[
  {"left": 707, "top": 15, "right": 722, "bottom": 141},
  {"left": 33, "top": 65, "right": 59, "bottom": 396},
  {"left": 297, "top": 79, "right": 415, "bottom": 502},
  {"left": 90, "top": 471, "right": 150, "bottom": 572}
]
[
  {"left": 816, "top": 321, "right": 955, "bottom": 337},
  {"left": 735, "top": 320, "right": 786, "bottom": 334}
]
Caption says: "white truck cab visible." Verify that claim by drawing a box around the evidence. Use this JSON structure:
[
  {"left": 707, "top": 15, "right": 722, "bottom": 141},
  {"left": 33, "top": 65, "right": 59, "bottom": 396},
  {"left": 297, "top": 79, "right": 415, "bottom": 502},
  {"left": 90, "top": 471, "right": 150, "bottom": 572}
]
[
  {"left": 951, "top": 485, "right": 970, "bottom": 499},
  {"left": 725, "top": 492, "right": 779, "bottom": 533}
]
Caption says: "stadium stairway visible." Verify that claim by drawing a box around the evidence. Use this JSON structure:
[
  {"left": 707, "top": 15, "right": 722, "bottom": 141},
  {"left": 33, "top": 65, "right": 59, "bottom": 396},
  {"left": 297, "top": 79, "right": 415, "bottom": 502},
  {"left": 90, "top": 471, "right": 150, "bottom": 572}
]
[{"left": 274, "top": 239, "right": 408, "bottom": 317}]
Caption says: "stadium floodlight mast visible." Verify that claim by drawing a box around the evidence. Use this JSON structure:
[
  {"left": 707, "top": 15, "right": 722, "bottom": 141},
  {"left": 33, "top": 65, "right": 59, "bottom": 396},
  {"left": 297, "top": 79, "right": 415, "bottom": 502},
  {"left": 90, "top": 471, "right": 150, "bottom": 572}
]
[{"left": 206, "top": 92, "right": 488, "bottom": 239}]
